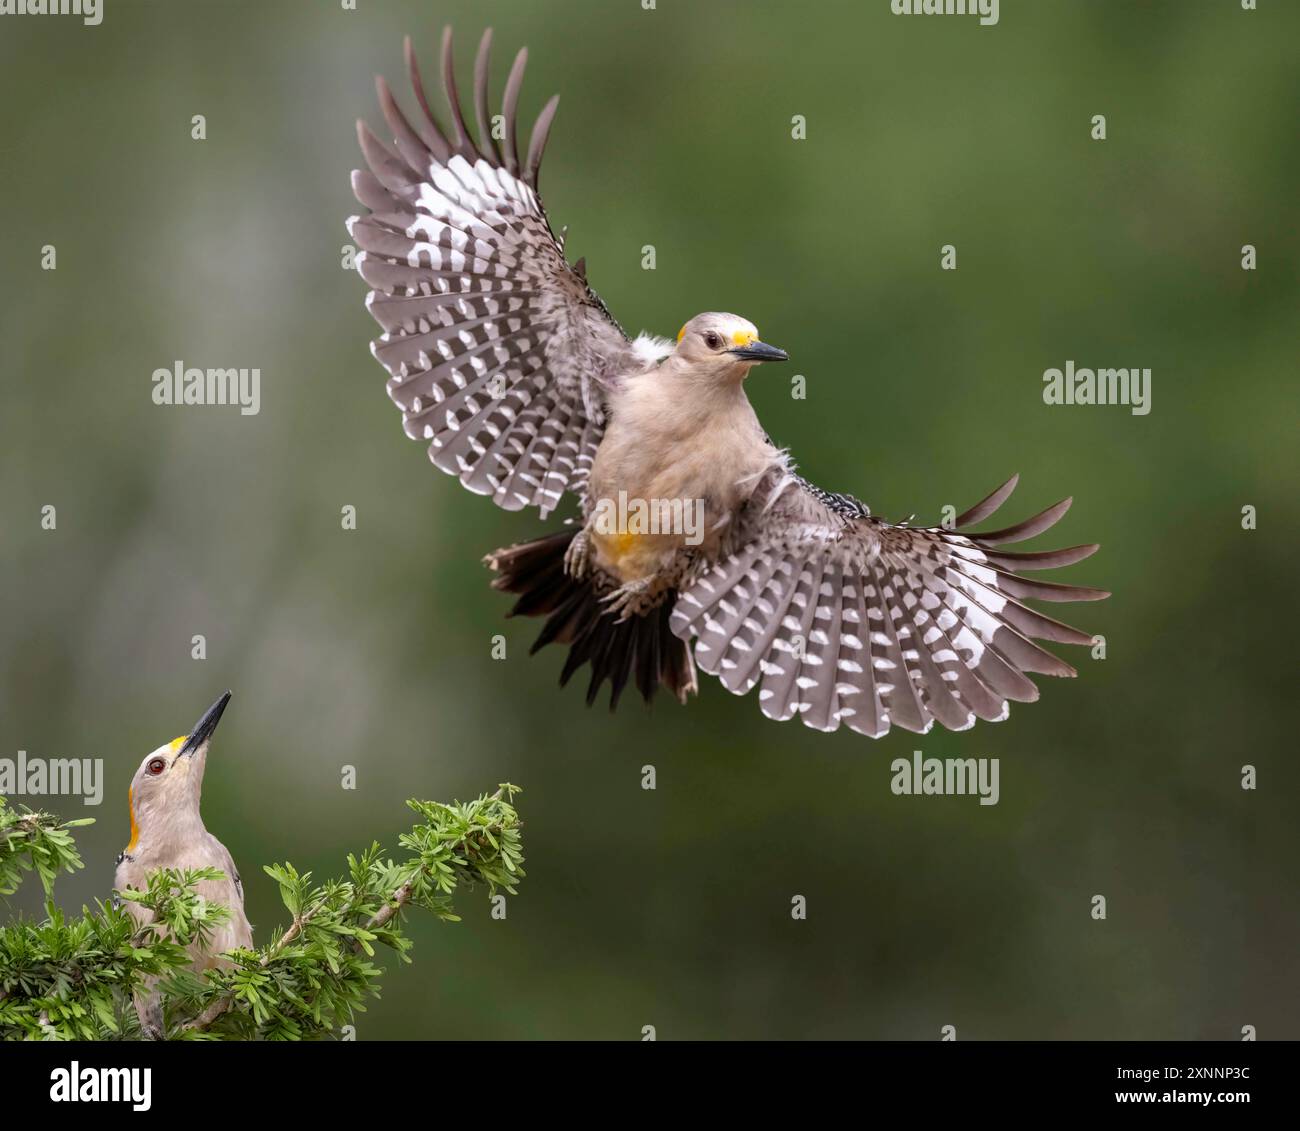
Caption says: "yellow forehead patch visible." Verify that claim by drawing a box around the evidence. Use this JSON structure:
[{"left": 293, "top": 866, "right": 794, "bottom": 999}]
[
  {"left": 732, "top": 329, "right": 757, "bottom": 347},
  {"left": 169, "top": 736, "right": 186, "bottom": 752}
]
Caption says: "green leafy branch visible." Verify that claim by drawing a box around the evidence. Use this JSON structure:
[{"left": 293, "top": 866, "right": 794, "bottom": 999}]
[
  {"left": 0, "top": 786, "right": 524, "bottom": 1041},
  {"left": 0, "top": 799, "right": 93, "bottom": 915}
]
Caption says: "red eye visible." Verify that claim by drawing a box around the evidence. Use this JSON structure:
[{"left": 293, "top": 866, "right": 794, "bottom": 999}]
[{"left": 147, "top": 758, "right": 167, "bottom": 775}]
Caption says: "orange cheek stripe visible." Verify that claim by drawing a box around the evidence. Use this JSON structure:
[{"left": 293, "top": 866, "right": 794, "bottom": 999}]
[{"left": 126, "top": 785, "right": 139, "bottom": 854}]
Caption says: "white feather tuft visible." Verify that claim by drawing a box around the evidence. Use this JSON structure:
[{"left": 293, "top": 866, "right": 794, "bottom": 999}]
[{"left": 630, "top": 332, "right": 674, "bottom": 368}]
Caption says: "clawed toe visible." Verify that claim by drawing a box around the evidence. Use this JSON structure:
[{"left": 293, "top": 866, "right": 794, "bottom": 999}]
[
  {"left": 564, "top": 530, "right": 591, "bottom": 579},
  {"left": 600, "top": 578, "right": 652, "bottom": 621}
]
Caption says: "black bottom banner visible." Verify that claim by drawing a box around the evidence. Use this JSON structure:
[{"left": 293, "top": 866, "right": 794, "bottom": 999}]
[{"left": 0, "top": 1039, "right": 1288, "bottom": 1117}]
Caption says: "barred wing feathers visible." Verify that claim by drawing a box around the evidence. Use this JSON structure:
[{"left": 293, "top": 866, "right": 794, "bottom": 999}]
[
  {"left": 670, "top": 471, "right": 1108, "bottom": 736},
  {"left": 348, "top": 28, "right": 643, "bottom": 516}
]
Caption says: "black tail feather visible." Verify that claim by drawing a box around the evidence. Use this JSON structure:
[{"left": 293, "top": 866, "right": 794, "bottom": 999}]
[{"left": 485, "top": 530, "right": 696, "bottom": 709}]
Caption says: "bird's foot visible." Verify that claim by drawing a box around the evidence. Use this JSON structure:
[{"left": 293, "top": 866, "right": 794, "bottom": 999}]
[
  {"left": 600, "top": 576, "right": 655, "bottom": 621},
  {"left": 135, "top": 999, "right": 165, "bottom": 1040},
  {"left": 564, "top": 528, "right": 591, "bottom": 579}
]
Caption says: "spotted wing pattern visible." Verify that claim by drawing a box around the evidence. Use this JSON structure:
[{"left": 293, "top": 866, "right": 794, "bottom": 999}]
[
  {"left": 348, "top": 28, "right": 641, "bottom": 516},
  {"left": 670, "top": 471, "right": 1108, "bottom": 736}
]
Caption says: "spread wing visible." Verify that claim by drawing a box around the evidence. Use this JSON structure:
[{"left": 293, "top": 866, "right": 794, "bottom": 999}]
[
  {"left": 670, "top": 469, "right": 1108, "bottom": 736},
  {"left": 348, "top": 28, "right": 653, "bottom": 516}
]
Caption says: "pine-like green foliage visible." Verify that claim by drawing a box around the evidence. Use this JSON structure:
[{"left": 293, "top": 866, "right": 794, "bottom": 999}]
[{"left": 0, "top": 786, "right": 524, "bottom": 1041}]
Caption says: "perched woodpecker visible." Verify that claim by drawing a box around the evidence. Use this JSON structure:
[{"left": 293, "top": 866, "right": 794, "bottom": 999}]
[
  {"left": 114, "top": 692, "right": 252, "bottom": 1036},
  {"left": 347, "top": 29, "right": 1109, "bottom": 736}
]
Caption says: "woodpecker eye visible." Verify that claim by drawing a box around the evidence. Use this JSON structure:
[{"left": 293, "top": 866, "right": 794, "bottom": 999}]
[
  {"left": 703, "top": 331, "right": 722, "bottom": 350},
  {"left": 146, "top": 758, "right": 167, "bottom": 776}
]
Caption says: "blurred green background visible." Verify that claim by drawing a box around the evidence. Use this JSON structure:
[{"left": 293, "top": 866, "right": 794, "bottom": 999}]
[{"left": 1, "top": 0, "right": 1296, "bottom": 1039}]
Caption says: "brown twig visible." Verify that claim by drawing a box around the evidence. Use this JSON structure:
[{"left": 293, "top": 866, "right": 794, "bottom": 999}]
[
  {"left": 359, "top": 882, "right": 413, "bottom": 940},
  {"left": 178, "top": 896, "right": 325, "bottom": 1034}
]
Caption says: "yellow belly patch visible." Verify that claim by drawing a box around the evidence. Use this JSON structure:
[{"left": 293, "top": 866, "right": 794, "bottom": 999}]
[
  {"left": 593, "top": 529, "right": 649, "bottom": 581},
  {"left": 609, "top": 531, "right": 639, "bottom": 559}
]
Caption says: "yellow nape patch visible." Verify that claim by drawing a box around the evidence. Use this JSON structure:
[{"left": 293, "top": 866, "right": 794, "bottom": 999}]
[
  {"left": 677, "top": 324, "right": 688, "bottom": 343},
  {"left": 126, "top": 785, "right": 139, "bottom": 854},
  {"left": 732, "top": 329, "right": 758, "bottom": 347}
]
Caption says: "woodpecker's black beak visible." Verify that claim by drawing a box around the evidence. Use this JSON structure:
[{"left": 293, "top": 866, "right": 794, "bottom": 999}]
[
  {"left": 728, "top": 340, "right": 788, "bottom": 363},
  {"left": 179, "top": 691, "right": 231, "bottom": 757}
]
